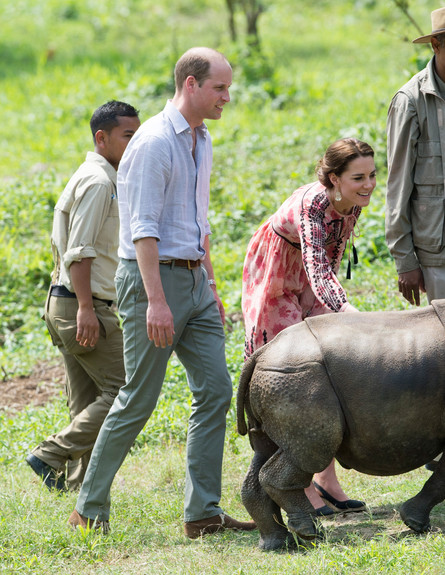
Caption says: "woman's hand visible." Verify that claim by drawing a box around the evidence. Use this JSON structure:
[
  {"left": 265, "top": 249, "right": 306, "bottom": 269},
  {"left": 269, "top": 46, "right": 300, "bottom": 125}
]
[{"left": 343, "top": 303, "right": 359, "bottom": 313}]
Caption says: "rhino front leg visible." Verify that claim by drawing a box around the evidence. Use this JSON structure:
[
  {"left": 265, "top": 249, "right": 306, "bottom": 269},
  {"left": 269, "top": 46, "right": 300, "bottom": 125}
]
[
  {"left": 400, "top": 458, "right": 445, "bottom": 533},
  {"left": 259, "top": 448, "right": 317, "bottom": 541}
]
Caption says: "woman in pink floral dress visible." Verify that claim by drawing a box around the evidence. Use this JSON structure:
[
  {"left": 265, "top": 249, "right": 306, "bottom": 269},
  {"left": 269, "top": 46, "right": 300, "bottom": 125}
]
[{"left": 242, "top": 138, "right": 376, "bottom": 515}]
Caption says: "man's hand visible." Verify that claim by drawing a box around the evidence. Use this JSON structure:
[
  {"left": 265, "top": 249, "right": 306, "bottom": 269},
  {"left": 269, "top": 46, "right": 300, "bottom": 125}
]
[
  {"left": 398, "top": 268, "right": 425, "bottom": 306},
  {"left": 134, "top": 238, "right": 175, "bottom": 348},
  {"left": 146, "top": 300, "right": 175, "bottom": 348},
  {"left": 76, "top": 306, "right": 100, "bottom": 347},
  {"left": 70, "top": 258, "right": 98, "bottom": 347}
]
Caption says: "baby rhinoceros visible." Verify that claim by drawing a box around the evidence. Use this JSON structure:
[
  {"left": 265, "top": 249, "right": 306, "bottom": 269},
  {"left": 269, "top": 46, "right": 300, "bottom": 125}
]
[{"left": 237, "top": 300, "right": 445, "bottom": 551}]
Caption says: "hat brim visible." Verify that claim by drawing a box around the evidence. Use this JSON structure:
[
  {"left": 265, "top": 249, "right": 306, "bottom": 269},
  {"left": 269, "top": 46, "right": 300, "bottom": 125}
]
[{"left": 412, "top": 34, "right": 433, "bottom": 43}]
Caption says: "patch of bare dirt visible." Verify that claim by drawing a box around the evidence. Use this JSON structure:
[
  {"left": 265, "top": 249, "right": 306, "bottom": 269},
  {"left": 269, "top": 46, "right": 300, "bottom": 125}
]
[
  {"left": 0, "top": 359, "right": 65, "bottom": 412},
  {"left": 316, "top": 503, "right": 444, "bottom": 543}
]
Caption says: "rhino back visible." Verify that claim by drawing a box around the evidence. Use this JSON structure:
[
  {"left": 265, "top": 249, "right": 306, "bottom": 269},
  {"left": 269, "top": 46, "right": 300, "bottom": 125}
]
[{"left": 305, "top": 306, "right": 445, "bottom": 474}]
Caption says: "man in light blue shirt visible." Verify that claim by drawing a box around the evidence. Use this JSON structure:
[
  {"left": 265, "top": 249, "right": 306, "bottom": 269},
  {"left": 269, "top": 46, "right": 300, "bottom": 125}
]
[
  {"left": 117, "top": 99, "right": 212, "bottom": 263},
  {"left": 70, "top": 47, "right": 256, "bottom": 539}
]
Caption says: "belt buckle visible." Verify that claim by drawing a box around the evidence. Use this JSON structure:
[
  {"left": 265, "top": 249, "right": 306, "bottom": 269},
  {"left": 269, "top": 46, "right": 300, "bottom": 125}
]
[{"left": 187, "top": 260, "right": 193, "bottom": 270}]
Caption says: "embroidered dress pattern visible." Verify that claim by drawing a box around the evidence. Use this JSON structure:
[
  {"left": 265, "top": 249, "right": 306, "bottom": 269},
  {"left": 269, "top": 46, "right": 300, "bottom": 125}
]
[{"left": 242, "top": 181, "right": 360, "bottom": 358}]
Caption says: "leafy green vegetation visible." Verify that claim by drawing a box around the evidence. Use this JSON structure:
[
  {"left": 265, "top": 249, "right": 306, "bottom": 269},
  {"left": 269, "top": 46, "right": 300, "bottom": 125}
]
[
  {"left": 1, "top": 0, "right": 432, "bottom": 374},
  {"left": 0, "top": 0, "right": 441, "bottom": 572}
]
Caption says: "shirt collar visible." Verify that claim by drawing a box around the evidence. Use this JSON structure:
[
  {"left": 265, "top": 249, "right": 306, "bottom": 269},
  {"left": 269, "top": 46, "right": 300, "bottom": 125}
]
[
  {"left": 164, "top": 100, "right": 208, "bottom": 138},
  {"left": 432, "top": 58, "right": 445, "bottom": 97},
  {"left": 85, "top": 151, "right": 117, "bottom": 186}
]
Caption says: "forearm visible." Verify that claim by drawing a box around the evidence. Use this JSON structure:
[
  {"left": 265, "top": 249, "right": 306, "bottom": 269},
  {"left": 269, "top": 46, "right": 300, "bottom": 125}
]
[
  {"left": 385, "top": 187, "right": 418, "bottom": 273},
  {"left": 69, "top": 258, "right": 99, "bottom": 347},
  {"left": 134, "top": 237, "right": 174, "bottom": 347},
  {"left": 134, "top": 237, "right": 166, "bottom": 303},
  {"left": 300, "top": 212, "right": 348, "bottom": 313},
  {"left": 70, "top": 258, "right": 94, "bottom": 310}
]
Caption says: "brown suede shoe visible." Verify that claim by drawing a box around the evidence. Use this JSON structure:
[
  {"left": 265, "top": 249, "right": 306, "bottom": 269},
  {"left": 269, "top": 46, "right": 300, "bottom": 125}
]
[
  {"left": 68, "top": 509, "right": 110, "bottom": 534},
  {"left": 184, "top": 513, "right": 256, "bottom": 539}
]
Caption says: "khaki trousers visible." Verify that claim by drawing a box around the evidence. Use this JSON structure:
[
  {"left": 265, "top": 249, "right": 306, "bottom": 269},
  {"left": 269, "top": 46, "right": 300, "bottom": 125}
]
[{"left": 33, "top": 293, "right": 125, "bottom": 488}]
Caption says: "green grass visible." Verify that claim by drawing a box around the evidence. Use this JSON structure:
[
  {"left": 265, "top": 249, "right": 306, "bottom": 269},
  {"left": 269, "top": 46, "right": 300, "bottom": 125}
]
[
  {"left": 0, "top": 0, "right": 442, "bottom": 572},
  {"left": 2, "top": 441, "right": 445, "bottom": 574}
]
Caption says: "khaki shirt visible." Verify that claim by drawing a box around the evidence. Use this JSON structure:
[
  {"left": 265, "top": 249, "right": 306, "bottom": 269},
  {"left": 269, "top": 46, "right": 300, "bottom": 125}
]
[
  {"left": 51, "top": 152, "right": 119, "bottom": 301},
  {"left": 386, "top": 57, "right": 445, "bottom": 273}
]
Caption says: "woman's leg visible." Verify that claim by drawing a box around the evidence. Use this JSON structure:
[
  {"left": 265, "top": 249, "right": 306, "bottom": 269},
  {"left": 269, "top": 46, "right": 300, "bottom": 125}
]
[{"left": 305, "top": 459, "right": 349, "bottom": 509}]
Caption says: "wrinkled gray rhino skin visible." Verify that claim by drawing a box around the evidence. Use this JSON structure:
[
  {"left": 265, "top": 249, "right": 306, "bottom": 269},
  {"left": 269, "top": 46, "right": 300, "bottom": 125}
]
[{"left": 237, "top": 300, "right": 445, "bottom": 551}]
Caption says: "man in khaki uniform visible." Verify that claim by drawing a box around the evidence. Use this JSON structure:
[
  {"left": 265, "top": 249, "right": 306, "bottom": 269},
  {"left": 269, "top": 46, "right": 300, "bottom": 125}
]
[
  {"left": 386, "top": 7, "right": 445, "bottom": 306},
  {"left": 26, "top": 101, "right": 140, "bottom": 490},
  {"left": 386, "top": 7, "right": 445, "bottom": 472}
]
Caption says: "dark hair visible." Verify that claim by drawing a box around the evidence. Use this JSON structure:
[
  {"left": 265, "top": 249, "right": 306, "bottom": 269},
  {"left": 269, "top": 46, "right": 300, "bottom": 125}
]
[
  {"left": 174, "top": 47, "right": 228, "bottom": 90},
  {"left": 317, "top": 138, "right": 375, "bottom": 189},
  {"left": 433, "top": 32, "right": 445, "bottom": 48},
  {"left": 90, "top": 100, "right": 139, "bottom": 142}
]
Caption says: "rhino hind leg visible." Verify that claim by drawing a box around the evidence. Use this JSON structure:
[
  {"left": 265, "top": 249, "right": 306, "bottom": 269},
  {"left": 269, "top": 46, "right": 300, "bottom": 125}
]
[
  {"left": 400, "top": 459, "right": 445, "bottom": 533},
  {"left": 258, "top": 448, "right": 318, "bottom": 541},
  {"left": 242, "top": 429, "right": 298, "bottom": 551}
]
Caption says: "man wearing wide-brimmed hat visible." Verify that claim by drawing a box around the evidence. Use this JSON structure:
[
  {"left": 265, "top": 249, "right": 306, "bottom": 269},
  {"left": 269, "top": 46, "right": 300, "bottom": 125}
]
[{"left": 386, "top": 7, "right": 445, "bottom": 308}]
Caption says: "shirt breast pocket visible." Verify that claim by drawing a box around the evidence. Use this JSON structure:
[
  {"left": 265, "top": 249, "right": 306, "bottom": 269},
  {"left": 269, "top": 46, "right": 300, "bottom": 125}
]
[
  {"left": 411, "top": 197, "right": 445, "bottom": 252},
  {"left": 414, "top": 141, "right": 443, "bottom": 186},
  {"left": 109, "top": 198, "right": 119, "bottom": 217}
]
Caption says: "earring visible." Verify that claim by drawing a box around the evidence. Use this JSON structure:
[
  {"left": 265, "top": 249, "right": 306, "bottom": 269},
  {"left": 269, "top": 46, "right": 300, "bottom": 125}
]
[{"left": 335, "top": 188, "right": 342, "bottom": 202}]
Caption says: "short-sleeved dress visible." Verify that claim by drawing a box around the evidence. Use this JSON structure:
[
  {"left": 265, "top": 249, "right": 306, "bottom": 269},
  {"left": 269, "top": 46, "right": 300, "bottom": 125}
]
[{"left": 242, "top": 181, "right": 361, "bottom": 358}]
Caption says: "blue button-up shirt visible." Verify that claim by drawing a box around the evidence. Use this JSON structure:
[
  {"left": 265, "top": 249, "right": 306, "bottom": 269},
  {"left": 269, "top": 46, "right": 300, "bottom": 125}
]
[{"left": 117, "top": 100, "right": 212, "bottom": 260}]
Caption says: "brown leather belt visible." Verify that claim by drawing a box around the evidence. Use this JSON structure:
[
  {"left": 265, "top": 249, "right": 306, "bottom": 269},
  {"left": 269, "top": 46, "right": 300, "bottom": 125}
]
[{"left": 159, "top": 259, "right": 201, "bottom": 269}]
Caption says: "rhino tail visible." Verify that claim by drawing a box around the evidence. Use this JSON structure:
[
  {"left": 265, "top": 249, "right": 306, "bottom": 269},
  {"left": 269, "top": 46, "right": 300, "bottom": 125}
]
[{"left": 236, "top": 351, "right": 260, "bottom": 436}]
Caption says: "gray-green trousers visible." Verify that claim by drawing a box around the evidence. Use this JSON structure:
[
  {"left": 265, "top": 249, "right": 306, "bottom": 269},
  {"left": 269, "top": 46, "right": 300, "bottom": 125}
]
[
  {"left": 34, "top": 293, "right": 125, "bottom": 489},
  {"left": 76, "top": 259, "right": 233, "bottom": 522}
]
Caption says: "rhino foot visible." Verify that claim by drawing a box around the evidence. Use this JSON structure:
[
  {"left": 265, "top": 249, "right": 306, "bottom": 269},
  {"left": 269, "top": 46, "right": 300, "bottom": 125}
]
[
  {"left": 400, "top": 499, "right": 431, "bottom": 533},
  {"left": 287, "top": 511, "right": 319, "bottom": 540},
  {"left": 259, "top": 531, "right": 299, "bottom": 552}
]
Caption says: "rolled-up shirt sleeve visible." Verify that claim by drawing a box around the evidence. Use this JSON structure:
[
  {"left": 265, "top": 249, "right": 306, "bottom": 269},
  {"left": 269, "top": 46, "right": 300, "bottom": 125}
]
[
  {"left": 123, "top": 135, "right": 171, "bottom": 243},
  {"left": 63, "top": 181, "right": 111, "bottom": 268}
]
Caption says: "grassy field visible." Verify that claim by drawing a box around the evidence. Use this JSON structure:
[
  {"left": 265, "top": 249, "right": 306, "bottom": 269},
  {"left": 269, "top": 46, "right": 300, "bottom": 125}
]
[
  {"left": 2, "top": 434, "right": 445, "bottom": 574},
  {"left": 0, "top": 0, "right": 443, "bottom": 572}
]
